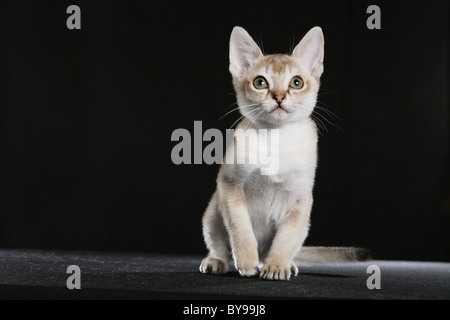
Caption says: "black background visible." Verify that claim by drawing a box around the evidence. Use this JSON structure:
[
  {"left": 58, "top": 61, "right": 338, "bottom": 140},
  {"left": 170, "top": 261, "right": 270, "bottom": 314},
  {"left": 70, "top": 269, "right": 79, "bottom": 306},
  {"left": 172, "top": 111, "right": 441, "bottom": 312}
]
[{"left": 1, "top": 0, "right": 449, "bottom": 261}]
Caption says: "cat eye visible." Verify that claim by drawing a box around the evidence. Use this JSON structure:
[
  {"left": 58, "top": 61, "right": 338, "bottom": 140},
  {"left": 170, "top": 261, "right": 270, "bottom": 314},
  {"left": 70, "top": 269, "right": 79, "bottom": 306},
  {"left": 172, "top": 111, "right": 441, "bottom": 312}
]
[
  {"left": 289, "top": 76, "right": 304, "bottom": 89},
  {"left": 253, "top": 76, "right": 269, "bottom": 90}
]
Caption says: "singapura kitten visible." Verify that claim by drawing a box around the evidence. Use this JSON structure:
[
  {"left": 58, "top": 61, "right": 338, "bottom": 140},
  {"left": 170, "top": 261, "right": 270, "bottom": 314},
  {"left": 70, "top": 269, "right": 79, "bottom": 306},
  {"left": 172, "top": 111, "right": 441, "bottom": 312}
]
[{"left": 200, "top": 26, "right": 368, "bottom": 280}]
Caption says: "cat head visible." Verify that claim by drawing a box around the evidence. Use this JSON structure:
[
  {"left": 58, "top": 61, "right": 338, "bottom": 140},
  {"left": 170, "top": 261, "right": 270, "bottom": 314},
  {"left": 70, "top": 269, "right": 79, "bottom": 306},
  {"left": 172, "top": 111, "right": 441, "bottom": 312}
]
[{"left": 229, "top": 26, "right": 324, "bottom": 127}]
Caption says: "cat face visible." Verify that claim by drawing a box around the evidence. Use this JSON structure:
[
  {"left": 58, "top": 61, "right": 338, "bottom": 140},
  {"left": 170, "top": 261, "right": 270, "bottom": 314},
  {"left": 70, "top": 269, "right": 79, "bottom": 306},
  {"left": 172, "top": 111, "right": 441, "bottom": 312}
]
[{"left": 229, "top": 27, "right": 324, "bottom": 127}]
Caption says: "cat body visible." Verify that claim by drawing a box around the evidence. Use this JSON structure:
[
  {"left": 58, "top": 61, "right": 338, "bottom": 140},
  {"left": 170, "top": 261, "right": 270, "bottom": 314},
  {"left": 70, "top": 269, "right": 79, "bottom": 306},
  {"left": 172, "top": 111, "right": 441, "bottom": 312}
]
[{"left": 200, "top": 27, "right": 366, "bottom": 280}]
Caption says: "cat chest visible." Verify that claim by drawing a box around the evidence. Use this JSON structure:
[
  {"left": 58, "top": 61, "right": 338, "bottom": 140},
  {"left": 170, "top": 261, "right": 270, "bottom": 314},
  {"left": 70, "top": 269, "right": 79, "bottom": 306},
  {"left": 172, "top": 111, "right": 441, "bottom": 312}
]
[{"left": 243, "top": 172, "right": 308, "bottom": 222}]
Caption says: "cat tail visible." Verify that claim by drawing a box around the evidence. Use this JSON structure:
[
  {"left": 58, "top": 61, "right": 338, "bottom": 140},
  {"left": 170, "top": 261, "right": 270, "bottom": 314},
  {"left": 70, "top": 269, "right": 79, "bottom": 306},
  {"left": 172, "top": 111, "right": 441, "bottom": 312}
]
[{"left": 294, "top": 246, "right": 372, "bottom": 263}]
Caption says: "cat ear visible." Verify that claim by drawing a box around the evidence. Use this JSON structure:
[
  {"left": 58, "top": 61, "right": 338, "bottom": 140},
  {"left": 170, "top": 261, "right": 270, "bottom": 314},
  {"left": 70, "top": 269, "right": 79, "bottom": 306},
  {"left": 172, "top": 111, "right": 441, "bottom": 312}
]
[
  {"left": 229, "top": 27, "right": 263, "bottom": 78},
  {"left": 292, "top": 27, "right": 324, "bottom": 80}
]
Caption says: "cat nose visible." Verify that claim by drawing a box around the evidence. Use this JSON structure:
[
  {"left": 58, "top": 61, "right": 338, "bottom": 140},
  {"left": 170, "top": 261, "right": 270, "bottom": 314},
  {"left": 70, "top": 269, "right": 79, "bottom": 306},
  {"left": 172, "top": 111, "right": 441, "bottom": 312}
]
[{"left": 272, "top": 91, "right": 286, "bottom": 105}]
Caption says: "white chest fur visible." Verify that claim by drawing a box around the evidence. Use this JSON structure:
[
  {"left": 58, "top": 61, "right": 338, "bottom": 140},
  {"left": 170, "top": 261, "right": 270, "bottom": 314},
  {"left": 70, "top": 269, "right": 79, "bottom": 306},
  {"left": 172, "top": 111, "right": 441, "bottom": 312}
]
[
  {"left": 230, "top": 119, "right": 318, "bottom": 254},
  {"left": 238, "top": 119, "right": 318, "bottom": 197}
]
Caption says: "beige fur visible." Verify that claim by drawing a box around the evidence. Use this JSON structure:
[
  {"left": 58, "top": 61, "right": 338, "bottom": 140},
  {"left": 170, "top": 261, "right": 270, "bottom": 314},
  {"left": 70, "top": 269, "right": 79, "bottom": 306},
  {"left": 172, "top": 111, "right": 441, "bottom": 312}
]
[{"left": 200, "top": 26, "right": 367, "bottom": 281}]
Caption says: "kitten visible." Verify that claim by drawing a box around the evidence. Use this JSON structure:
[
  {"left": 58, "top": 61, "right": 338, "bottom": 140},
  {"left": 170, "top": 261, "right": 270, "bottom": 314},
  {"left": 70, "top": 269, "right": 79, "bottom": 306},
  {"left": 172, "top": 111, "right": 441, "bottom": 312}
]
[{"left": 200, "top": 27, "right": 368, "bottom": 280}]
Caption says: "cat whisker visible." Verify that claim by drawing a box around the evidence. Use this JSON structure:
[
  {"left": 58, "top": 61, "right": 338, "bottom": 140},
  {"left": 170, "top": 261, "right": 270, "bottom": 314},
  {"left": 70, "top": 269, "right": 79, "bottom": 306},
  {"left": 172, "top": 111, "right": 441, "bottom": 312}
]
[
  {"left": 219, "top": 107, "right": 242, "bottom": 120},
  {"left": 310, "top": 114, "right": 321, "bottom": 135},
  {"left": 229, "top": 107, "right": 261, "bottom": 129},
  {"left": 315, "top": 105, "right": 340, "bottom": 120},
  {"left": 221, "top": 102, "right": 240, "bottom": 116},
  {"left": 245, "top": 107, "right": 265, "bottom": 131},
  {"left": 229, "top": 114, "right": 246, "bottom": 130},
  {"left": 220, "top": 104, "right": 258, "bottom": 120},
  {"left": 310, "top": 114, "right": 326, "bottom": 136},
  {"left": 226, "top": 102, "right": 259, "bottom": 109},
  {"left": 312, "top": 108, "right": 343, "bottom": 133},
  {"left": 220, "top": 103, "right": 260, "bottom": 120},
  {"left": 316, "top": 91, "right": 335, "bottom": 96},
  {"left": 239, "top": 103, "right": 260, "bottom": 108}
]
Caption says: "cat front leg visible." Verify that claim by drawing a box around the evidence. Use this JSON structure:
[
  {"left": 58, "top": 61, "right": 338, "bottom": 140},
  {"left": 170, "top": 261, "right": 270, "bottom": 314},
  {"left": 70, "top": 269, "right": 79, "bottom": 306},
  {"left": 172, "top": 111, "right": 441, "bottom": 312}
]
[
  {"left": 200, "top": 192, "right": 230, "bottom": 275},
  {"left": 218, "top": 179, "right": 259, "bottom": 277},
  {"left": 260, "top": 195, "right": 313, "bottom": 280}
]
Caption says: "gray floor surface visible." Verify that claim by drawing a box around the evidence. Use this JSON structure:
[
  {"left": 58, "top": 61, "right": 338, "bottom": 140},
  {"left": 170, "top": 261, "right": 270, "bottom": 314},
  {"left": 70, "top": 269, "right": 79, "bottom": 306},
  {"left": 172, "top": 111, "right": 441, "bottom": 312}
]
[{"left": 0, "top": 249, "right": 449, "bottom": 299}]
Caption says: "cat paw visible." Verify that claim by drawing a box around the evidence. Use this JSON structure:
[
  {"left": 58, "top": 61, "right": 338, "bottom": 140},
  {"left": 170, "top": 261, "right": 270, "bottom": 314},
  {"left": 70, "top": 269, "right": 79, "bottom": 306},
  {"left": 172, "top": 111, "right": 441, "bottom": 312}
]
[
  {"left": 290, "top": 261, "right": 299, "bottom": 277},
  {"left": 236, "top": 260, "right": 259, "bottom": 277},
  {"left": 199, "top": 257, "right": 229, "bottom": 274},
  {"left": 260, "top": 261, "right": 298, "bottom": 280}
]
